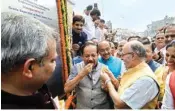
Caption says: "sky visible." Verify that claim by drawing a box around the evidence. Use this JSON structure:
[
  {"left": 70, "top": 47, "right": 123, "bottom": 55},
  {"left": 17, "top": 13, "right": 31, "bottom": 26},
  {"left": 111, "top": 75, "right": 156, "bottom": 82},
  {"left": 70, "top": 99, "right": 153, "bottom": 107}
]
[{"left": 72, "top": 0, "right": 175, "bottom": 32}]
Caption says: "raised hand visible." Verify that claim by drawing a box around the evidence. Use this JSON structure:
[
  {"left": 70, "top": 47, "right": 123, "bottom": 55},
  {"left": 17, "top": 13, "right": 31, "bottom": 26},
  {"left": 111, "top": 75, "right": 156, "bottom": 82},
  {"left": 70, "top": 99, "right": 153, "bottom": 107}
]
[
  {"left": 102, "top": 66, "right": 115, "bottom": 79},
  {"left": 79, "top": 63, "right": 94, "bottom": 77},
  {"left": 72, "top": 44, "right": 80, "bottom": 51},
  {"left": 101, "top": 80, "right": 108, "bottom": 92},
  {"left": 100, "top": 71, "right": 110, "bottom": 82}
]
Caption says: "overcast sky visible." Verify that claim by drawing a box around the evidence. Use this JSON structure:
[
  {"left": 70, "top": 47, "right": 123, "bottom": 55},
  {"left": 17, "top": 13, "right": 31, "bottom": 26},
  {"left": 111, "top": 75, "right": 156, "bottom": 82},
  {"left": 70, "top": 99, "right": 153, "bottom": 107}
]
[{"left": 73, "top": 0, "right": 175, "bottom": 32}]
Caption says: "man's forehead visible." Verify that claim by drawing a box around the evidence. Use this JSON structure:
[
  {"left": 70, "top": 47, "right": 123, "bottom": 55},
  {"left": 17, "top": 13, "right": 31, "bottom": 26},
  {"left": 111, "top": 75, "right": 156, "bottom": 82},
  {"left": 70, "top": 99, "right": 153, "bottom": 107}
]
[
  {"left": 83, "top": 48, "right": 97, "bottom": 55},
  {"left": 165, "top": 27, "right": 175, "bottom": 34},
  {"left": 156, "top": 33, "right": 165, "bottom": 38},
  {"left": 165, "top": 32, "right": 175, "bottom": 36},
  {"left": 165, "top": 29, "right": 175, "bottom": 36},
  {"left": 99, "top": 41, "right": 110, "bottom": 48},
  {"left": 122, "top": 44, "right": 130, "bottom": 51}
]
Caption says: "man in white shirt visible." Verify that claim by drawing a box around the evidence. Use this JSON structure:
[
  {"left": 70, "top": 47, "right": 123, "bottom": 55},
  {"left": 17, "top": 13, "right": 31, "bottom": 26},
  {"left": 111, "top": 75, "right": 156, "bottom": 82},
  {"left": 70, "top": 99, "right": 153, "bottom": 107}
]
[
  {"left": 95, "top": 19, "right": 108, "bottom": 41},
  {"left": 154, "top": 32, "right": 166, "bottom": 64},
  {"left": 83, "top": 8, "right": 101, "bottom": 40}
]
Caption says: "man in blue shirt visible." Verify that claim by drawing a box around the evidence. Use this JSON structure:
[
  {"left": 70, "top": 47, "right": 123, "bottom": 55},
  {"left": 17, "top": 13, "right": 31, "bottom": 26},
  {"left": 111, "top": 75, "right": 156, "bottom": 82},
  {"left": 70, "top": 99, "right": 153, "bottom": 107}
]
[
  {"left": 98, "top": 41, "right": 125, "bottom": 78},
  {"left": 139, "top": 37, "right": 161, "bottom": 72}
]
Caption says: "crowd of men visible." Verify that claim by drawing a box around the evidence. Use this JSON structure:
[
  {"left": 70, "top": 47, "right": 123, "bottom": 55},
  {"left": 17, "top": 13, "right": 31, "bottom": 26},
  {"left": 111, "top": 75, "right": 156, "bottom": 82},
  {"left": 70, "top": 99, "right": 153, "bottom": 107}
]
[{"left": 1, "top": 4, "right": 175, "bottom": 109}]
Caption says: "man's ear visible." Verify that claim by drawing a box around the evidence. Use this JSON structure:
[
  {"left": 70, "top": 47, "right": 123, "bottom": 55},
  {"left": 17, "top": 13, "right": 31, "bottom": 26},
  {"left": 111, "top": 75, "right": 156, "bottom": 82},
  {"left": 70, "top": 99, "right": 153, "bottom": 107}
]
[
  {"left": 131, "top": 53, "right": 136, "bottom": 60},
  {"left": 23, "top": 58, "right": 35, "bottom": 79}
]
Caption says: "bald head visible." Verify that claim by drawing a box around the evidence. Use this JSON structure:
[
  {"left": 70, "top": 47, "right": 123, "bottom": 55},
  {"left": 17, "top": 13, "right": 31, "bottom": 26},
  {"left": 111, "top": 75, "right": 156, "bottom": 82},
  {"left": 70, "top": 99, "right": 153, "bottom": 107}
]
[
  {"left": 98, "top": 40, "right": 110, "bottom": 48},
  {"left": 122, "top": 41, "right": 146, "bottom": 69},
  {"left": 98, "top": 40, "right": 111, "bottom": 60}
]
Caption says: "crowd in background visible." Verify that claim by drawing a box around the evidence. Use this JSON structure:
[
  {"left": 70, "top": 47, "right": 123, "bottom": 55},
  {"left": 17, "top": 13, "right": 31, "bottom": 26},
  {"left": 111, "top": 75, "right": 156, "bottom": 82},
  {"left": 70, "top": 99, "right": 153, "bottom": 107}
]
[
  {"left": 69, "top": 4, "right": 175, "bottom": 109},
  {"left": 1, "top": 4, "right": 175, "bottom": 109}
]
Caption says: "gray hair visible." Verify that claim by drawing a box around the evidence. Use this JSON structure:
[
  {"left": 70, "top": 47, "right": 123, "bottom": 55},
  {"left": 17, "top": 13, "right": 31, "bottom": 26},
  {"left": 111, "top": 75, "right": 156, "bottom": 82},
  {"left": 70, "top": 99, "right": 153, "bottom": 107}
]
[
  {"left": 1, "top": 12, "right": 58, "bottom": 74},
  {"left": 129, "top": 41, "right": 146, "bottom": 59}
]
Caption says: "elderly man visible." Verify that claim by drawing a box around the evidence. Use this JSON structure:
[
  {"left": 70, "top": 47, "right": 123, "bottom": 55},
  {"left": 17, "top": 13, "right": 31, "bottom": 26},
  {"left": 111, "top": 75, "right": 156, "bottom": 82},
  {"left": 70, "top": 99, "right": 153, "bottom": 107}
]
[
  {"left": 101, "top": 41, "right": 160, "bottom": 109},
  {"left": 98, "top": 40, "right": 125, "bottom": 78},
  {"left": 64, "top": 42, "right": 110, "bottom": 109},
  {"left": 1, "top": 12, "right": 58, "bottom": 109}
]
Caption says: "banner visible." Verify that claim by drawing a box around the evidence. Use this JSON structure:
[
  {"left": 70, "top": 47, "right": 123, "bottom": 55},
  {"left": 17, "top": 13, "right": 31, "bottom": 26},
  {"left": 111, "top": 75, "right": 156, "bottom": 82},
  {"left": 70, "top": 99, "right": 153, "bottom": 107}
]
[{"left": 1, "top": 0, "right": 59, "bottom": 29}]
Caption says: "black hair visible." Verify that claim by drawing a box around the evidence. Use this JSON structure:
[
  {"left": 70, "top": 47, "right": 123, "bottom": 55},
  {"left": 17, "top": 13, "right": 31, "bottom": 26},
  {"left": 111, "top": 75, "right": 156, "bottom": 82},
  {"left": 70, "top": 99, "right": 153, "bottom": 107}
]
[
  {"left": 96, "top": 16, "right": 100, "bottom": 20},
  {"left": 113, "top": 42, "right": 118, "bottom": 49},
  {"left": 86, "top": 5, "right": 93, "bottom": 11},
  {"left": 151, "top": 42, "right": 156, "bottom": 52},
  {"left": 91, "top": 38, "right": 98, "bottom": 40},
  {"left": 127, "top": 36, "right": 141, "bottom": 42},
  {"left": 90, "top": 9, "right": 101, "bottom": 16},
  {"left": 73, "top": 15, "right": 85, "bottom": 24},
  {"left": 138, "top": 37, "right": 154, "bottom": 52},
  {"left": 100, "top": 19, "right": 105, "bottom": 23},
  {"left": 80, "top": 42, "right": 98, "bottom": 55},
  {"left": 138, "top": 37, "right": 151, "bottom": 45}
]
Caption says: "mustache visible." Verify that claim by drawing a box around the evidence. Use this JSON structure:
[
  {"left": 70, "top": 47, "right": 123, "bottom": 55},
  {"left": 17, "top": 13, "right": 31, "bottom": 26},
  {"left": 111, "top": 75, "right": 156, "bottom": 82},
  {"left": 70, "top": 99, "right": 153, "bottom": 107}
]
[{"left": 88, "top": 61, "right": 94, "bottom": 63}]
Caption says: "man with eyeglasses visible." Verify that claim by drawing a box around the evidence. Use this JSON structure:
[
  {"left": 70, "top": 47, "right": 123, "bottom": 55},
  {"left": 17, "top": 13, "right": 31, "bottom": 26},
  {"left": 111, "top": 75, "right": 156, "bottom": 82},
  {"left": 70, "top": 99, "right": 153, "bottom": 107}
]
[{"left": 100, "top": 41, "right": 160, "bottom": 109}]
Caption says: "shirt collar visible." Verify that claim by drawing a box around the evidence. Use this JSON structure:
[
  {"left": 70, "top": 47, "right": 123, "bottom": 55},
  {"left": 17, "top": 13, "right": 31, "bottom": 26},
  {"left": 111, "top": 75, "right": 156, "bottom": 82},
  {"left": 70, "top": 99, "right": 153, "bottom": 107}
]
[
  {"left": 125, "top": 61, "right": 148, "bottom": 74},
  {"left": 101, "top": 56, "right": 113, "bottom": 62},
  {"left": 72, "top": 29, "right": 82, "bottom": 36}
]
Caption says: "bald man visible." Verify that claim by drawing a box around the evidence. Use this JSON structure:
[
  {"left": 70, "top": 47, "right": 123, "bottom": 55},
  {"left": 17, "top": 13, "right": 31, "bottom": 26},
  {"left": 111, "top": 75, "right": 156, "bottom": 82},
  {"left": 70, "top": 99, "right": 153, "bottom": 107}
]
[
  {"left": 98, "top": 40, "right": 125, "bottom": 78},
  {"left": 100, "top": 41, "right": 160, "bottom": 109}
]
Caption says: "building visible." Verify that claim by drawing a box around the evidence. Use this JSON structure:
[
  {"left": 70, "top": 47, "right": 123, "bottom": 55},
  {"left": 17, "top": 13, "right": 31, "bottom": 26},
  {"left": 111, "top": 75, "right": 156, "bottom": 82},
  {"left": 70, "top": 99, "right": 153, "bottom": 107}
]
[
  {"left": 114, "top": 28, "right": 138, "bottom": 41},
  {"left": 144, "top": 16, "right": 175, "bottom": 37}
]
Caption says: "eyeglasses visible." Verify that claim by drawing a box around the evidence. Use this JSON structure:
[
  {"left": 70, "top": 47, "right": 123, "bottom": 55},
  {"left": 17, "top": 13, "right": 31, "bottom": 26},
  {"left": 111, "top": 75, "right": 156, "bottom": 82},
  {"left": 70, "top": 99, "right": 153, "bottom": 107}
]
[{"left": 121, "top": 52, "right": 133, "bottom": 57}]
